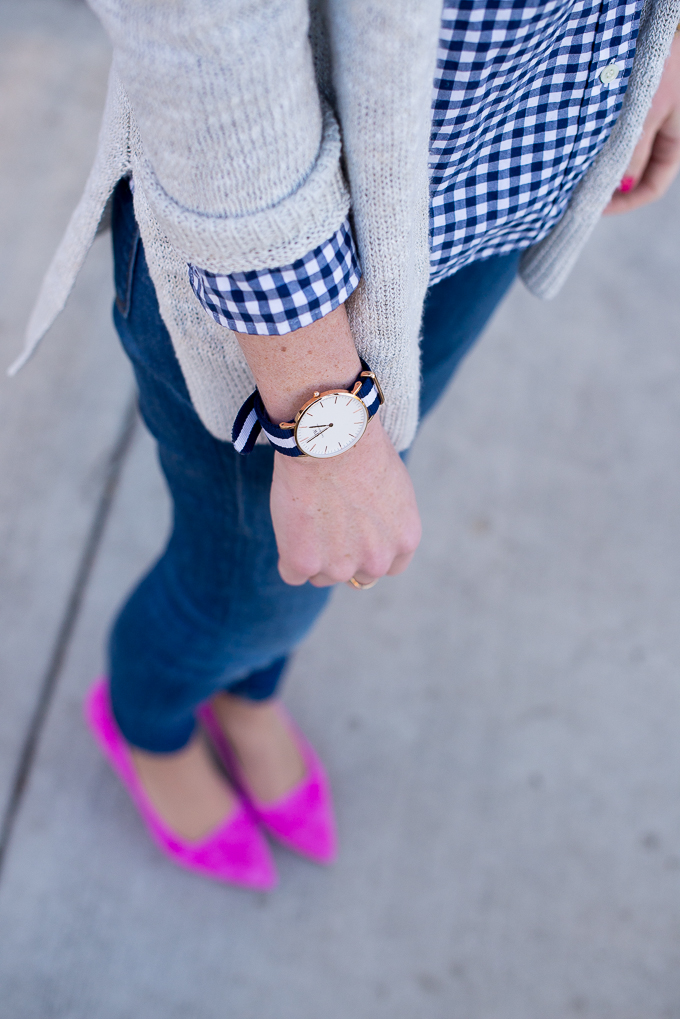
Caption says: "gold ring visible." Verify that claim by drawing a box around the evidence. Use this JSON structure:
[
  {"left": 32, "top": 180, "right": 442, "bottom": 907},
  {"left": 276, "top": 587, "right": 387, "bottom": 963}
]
[{"left": 348, "top": 576, "right": 379, "bottom": 590}]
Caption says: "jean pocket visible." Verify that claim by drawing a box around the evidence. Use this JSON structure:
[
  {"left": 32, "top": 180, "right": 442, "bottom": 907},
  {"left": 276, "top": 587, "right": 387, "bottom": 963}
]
[{"left": 111, "top": 177, "right": 140, "bottom": 319}]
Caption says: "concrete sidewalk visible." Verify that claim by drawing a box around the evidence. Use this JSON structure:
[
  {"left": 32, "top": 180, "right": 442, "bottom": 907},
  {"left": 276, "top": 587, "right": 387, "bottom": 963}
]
[{"left": 1, "top": 3, "right": 680, "bottom": 1017}]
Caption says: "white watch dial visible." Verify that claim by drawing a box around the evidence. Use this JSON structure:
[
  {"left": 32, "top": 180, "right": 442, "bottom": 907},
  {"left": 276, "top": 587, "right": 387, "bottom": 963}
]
[{"left": 295, "top": 391, "right": 369, "bottom": 458}]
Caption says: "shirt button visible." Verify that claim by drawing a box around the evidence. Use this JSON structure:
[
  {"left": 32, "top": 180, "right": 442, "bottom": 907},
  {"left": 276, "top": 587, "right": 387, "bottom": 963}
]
[{"left": 599, "top": 61, "right": 622, "bottom": 85}]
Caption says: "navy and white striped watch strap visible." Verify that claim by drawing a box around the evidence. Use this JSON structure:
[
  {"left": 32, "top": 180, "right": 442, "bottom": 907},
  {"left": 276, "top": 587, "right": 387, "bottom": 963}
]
[{"left": 232, "top": 360, "right": 383, "bottom": 457}]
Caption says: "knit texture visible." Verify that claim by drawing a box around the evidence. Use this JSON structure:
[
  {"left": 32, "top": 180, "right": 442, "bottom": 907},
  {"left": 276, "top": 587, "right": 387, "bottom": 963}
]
[
  {"left": 325, "top": 0, "right": 443, "bottom": 450},
  {"left": 9, "top": 72, "right": 131, "bottom": 376},
  {"left": 15, "top": 0, "right": 680, "bottom": 449}
]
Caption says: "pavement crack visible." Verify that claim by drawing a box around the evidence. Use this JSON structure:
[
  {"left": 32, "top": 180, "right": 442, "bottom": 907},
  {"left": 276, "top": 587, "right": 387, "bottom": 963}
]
[{"left": 0, "top": 392, "right": 138, "bottom": 879}]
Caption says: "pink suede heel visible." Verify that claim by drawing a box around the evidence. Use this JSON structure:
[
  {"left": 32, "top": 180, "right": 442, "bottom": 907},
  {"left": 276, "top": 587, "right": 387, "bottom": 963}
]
[
  {"left": 84, "top": 678, "right": 277, "bottom": 890},
  {"left": 198, "top": 701, "right": 337, "bottom": 865}
]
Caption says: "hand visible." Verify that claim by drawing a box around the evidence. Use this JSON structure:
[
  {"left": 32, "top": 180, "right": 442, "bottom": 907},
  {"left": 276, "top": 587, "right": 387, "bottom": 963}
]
[
  {"left": 271, "top": 414, "right": 422, "bottom": 587},
  {"left": 234, "top": 303, "right": 422, "bottom": 587},
  {"left": 604, "top": 32, "right": 680, "bottom": 215}
]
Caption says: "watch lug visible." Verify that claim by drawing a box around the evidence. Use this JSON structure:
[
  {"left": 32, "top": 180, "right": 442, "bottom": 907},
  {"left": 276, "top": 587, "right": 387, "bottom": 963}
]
[{"left": 360, "top": 370, "right": 385, "bottom": 405}]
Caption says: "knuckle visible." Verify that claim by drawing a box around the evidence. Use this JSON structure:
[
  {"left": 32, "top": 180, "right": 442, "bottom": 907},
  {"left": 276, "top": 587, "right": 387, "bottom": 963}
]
[{"left": 309, "top": 575, "right": 334, "bottom": 588}]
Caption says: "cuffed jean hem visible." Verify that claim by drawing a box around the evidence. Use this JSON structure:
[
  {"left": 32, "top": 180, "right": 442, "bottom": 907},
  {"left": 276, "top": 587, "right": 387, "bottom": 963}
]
[{"left": 110, "top": 656, "right": 289, "bottom": 753}]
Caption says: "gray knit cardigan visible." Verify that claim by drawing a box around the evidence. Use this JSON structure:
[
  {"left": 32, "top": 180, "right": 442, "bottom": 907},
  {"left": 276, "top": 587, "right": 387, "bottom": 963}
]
[{"left": 14, "top": 0, "right": 680, "bottom": 452}]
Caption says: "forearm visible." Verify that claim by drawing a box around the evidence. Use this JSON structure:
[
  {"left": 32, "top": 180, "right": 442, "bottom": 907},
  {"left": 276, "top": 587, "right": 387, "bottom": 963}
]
[{"left": 235, "top": 304, "right": 362, "bottom": 423}]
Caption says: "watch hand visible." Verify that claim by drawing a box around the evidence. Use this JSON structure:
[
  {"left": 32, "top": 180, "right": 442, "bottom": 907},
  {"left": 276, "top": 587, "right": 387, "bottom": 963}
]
[{"left": 305, "top": 426, "right": 332, "bottom": 442}]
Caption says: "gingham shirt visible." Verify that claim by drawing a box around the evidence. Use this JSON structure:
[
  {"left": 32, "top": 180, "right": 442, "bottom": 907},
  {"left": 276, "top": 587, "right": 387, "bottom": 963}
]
[{"left": 190, "top": 0, "right": 642, "bottom": 335}]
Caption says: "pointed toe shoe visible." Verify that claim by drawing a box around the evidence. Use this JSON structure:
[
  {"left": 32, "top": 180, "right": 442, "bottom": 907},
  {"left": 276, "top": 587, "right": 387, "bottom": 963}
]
[
  {"left": 84, "top": 678, "right": 277, "bottom": 890},
  {"left": 198, "top": 701, "right": 337, "bottom": 865}
]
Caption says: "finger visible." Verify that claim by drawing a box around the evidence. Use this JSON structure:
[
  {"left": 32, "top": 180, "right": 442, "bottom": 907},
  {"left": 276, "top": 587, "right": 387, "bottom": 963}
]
[
  {"left": 624, "top": 130, "right": 656, "bottom": 184},
  {"left": 634, "top": 120, "right": 680, "bottom": 200},
  {"left": 386, "top": 550, "right": 415, "bottom": 576},
  {"left": 309, "top": 551, "right": 416, "bottom": 587},
  {"left": 310, "top": 552, "right": 395, "bottom": 587},
  {"left": 311, "top": 562, "right": 387, "bottom": 587},
  {"left": 603, "top": 139, "right": 654, "bottom": 215},
  {"left": 606, "top": 142, "right": 680, "bottom": 213},
  {"left": 277, "top": 558, "right": 314, "bottom": 586},
  {"left": 311, "top": 567, "right": 380, "bottom": 587},
  {"left": 308, "top": 572, "right": 340, "bottom": 587},
  {"left": 604, "top": 116, "right": 680, "bottom": 215},
  {"left": 350, "top": 569, "right": 380, "bottom": 586},
  {"left": 342, "top": 550, "right": 416, "bottom": 587}
]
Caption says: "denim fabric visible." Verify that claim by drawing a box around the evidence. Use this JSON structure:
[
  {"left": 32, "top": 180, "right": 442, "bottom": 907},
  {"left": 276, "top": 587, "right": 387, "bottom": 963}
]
[
  {"left": 108, "top": 178, "right": 518, "bottom": 751},
  {"left": 419, "top": 249, "right": 521, "bottom": 419}
]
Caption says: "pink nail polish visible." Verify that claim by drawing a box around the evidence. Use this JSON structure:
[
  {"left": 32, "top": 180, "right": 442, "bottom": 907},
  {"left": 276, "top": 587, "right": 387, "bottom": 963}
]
[{"left": 618, "top": 176, "right": 635, "bottom": 193}]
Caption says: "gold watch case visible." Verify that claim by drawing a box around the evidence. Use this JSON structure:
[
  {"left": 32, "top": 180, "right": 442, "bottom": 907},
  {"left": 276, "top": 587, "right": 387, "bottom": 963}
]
[{"left": 278, "top": 371, "right": 384, "bottom": 459}]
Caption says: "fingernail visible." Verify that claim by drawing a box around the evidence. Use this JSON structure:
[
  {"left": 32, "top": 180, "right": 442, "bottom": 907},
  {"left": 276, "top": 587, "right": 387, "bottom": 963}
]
[{"left": 618, "top": 176, "right": 635, "bottom": 193}]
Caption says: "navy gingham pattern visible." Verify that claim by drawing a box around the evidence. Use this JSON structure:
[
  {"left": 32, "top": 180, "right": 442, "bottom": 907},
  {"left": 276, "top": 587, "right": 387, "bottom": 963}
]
[
  {"left": 429, "top": 0, "right": 643, "bottom": 282},
  {"left": 188, "top": 219, "right": 361, "bottom": 336},
  {"left": 190, "top": 0, "right": 642, "bottom": 333},
  {"left": 232, "top": 360, "right": 382, "bottom": 457}
]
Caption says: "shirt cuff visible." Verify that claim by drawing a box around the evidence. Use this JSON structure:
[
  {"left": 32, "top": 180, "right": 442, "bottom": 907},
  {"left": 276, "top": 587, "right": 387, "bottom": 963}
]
[{"left": 187, "top": 218, "right": 361, "bottom": 336}]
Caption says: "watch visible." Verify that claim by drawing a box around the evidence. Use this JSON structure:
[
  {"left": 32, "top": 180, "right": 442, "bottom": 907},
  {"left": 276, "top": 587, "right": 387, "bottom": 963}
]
[{"left": 232, "top": 359, "right": 385, "bottom": 458}]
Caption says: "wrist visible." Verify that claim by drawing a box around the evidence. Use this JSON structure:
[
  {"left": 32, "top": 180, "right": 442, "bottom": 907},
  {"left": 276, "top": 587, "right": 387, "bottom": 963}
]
[
  {"left": 260, "top": 360, "right": 362, "bottom": 424},
  {"left": 236, "top": 304, "right": 362, "bottom": 423}
]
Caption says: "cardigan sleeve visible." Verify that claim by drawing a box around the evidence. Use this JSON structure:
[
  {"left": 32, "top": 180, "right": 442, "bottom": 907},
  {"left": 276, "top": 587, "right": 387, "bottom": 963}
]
[{"left": 88, "top": 0, "right": 351, "bottom": 274}]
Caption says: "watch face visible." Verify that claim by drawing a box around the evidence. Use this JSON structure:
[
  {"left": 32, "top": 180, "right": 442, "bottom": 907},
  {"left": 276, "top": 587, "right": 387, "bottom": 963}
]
[{"left": 295, "top": 391, "right": 369, "bottom": 458}]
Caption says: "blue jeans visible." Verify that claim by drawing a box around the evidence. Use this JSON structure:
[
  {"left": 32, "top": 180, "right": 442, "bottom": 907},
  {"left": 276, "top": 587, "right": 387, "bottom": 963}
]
[{"left": 108, "top": 179, "right": 520, "bottom": 751}]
